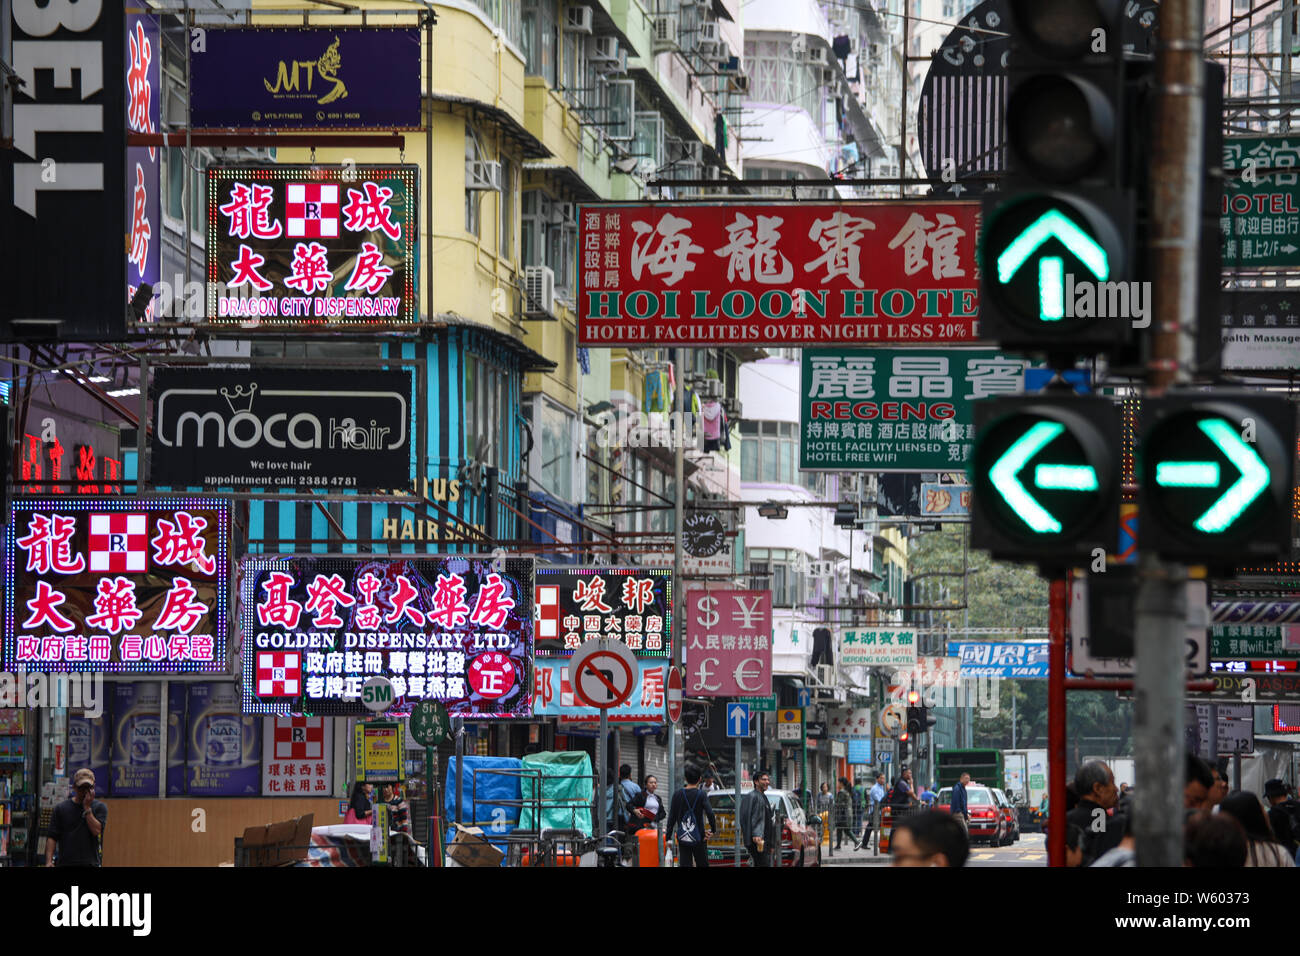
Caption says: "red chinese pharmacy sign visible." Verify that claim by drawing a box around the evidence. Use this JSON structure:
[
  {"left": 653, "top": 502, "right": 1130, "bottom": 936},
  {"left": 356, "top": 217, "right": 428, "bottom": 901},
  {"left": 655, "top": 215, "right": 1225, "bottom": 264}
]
[
  {"left": 4, "top": 498, "right": 228, "bottom": 672},
  {"left": 577, "top": 201, "right": 981, "bottom": 346}
]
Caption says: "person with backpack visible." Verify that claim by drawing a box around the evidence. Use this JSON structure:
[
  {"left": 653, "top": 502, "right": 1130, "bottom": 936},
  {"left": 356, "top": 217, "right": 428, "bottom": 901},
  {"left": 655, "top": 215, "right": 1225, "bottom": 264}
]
[
  {"left": 1264, "top": 779, "right": 1300, "bottom": 858},
  {"left": 665, "top": 765, "right": 716, "bottom": 868}
]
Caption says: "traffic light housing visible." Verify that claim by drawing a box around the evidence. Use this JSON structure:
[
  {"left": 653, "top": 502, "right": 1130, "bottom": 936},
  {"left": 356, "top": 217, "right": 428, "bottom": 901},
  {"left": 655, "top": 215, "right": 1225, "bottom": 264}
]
[
  {"left": 907, "top": 705, "right": 937, "bottom": 738},
  {"left": 970, "top": 395, "right": 1121, "bottom": 565},
  {"left": 898, "top": 735, "right": 910, "bottom": 762},
  {"left": 979, "top": 0, "right": 1140, "bottom": 353},
  {"left": 1138, "top": 393, "right": 1295, "bottom": 566}
]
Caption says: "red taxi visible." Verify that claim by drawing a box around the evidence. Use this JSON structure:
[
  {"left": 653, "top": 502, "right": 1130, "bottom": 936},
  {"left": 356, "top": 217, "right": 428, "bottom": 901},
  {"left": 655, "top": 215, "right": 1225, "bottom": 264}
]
[{"left": 936, "top": 784, "right": 1007, "bottom": 846}]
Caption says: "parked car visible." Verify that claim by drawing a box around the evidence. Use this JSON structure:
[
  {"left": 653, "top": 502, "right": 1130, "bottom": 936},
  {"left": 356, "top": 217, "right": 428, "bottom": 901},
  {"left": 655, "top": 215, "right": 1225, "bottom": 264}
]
[
  {"left": 936, "top": 784, "right": 1006, "bottom": 847},
  {"left": 703, "top": 788, "right": 822, "bottom": 867},
  {"left": 992, "top": 788, "right": 1020, "bottom": 845}
]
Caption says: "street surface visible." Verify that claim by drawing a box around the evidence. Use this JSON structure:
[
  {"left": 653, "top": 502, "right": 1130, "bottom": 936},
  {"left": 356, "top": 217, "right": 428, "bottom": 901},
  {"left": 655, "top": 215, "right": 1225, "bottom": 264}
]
[{"left": 823, "top": 832, "right": 1047, "bottom": 867}]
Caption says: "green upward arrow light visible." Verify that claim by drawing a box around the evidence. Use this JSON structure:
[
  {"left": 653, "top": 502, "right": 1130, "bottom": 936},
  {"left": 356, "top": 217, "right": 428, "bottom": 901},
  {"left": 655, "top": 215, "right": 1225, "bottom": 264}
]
[
  {"left": 995, "top": 210, "right": 1110, "bottom": 322},
  {"left": 989, "top": 421, "right": 1099, "bottom": 533},
  {"left": 1193, "top": 419, "right": 1270, "bottom": 533}
]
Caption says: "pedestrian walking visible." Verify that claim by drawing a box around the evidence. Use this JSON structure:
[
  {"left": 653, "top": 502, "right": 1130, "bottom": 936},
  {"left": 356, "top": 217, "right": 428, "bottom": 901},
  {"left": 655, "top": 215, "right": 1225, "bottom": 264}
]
[
  {"left": 665, "top": 766, "right": 715, "bottom": 868},
  {"left": 920, "top": 782, "right": 937, "bottom": 807},
  {"left": 862, "top": 772, "right": 887, "bottom": 846},
  {"left": 950, "top": 771, "right": 970, "bottom": 836},
  {"left": 890, "top": 810, "right": 969, "bottom": 868},
  {"left": 739, "top": 770, "right": 777, "bottom": 867},
  {"left": 606, "top": 763, "right": 641, "bottom": 830},
  {"left": 1066, "top": 760, "right": 1123, "bottom": 866},
  {"left": 833, "top": 777, "right": 858, "bottom": 850},
  {"left": 816, "top": 781, "right": 833, "bottom": 815},
  {"left": 1264, "top": 779, "right": 1300, "bottom": 858},
  {"left": 852, "top": 775, "right": 865, "bottom": 835},
  {"left": 344, "top": 781, "right": 374, "bottom": 824},
  {"left": 45, "top": 769, "right": 106, "bottom": 868},
  {"left": 380, "top": 782, "right": 410, "bottom": 834},
  {"left": 1219, "top": 792, "right": 1296, "bottom": 867},
  {"left": 628, "top": 775, "right": 667, "bottom": 833}
]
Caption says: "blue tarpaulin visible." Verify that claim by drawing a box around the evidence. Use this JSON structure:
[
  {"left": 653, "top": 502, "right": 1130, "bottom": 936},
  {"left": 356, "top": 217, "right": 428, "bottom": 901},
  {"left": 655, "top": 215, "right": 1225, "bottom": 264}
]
[{"left": 445, "top": 756, "right": 523, "bottom": 857}]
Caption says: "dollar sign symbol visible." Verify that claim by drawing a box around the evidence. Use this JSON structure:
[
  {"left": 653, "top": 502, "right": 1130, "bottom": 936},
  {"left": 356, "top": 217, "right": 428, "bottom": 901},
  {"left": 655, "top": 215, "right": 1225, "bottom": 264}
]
[{"left": 698, "top": 595, "right": 719, "bottom": 629}]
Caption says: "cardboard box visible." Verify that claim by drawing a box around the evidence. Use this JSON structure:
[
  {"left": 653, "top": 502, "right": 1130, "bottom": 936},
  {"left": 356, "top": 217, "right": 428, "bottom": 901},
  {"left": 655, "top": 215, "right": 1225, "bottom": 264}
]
[{"left": 446, "top": 823, "right": 503, "bottom": 868}]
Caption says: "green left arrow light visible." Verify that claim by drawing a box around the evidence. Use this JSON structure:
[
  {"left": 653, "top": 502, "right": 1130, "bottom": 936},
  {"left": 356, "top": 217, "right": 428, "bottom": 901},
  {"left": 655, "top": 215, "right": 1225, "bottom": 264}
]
[{"left": 989, "top": 421, "right": 1099, "bottom": 533}]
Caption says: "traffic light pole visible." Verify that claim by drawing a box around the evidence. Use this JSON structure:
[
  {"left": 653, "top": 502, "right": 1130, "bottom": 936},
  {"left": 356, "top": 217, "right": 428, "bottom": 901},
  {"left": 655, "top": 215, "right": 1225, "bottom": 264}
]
[
  {"left": 1136, "top": 0, "right": 1206, "bottom": 868},
  {"left": 1047, "top": 580, "right": 1067, "bottom": 868}
]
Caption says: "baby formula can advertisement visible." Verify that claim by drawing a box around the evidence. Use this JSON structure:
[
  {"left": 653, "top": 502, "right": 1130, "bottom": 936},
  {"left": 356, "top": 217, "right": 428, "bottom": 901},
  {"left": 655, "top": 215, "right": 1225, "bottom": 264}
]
[
  {"left": 112, "top": 682, "right": 162, "bottom": 795},
  {"left": 187, "top": 682, "right": 261, "bottom": 795}
]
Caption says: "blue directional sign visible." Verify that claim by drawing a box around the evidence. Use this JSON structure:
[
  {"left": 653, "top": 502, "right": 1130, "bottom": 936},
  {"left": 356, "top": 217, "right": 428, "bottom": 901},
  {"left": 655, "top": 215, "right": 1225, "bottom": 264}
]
[
  {"left": 726, "top": 703, "right": 751, "bottom": 738},
  {"left": 796, "top": 687, "right": 812, "bottom": 708}
]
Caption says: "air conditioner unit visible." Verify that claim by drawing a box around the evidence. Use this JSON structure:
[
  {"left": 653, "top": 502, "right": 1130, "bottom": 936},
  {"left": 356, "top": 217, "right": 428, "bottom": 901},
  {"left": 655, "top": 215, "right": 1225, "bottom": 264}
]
[
  {"left": 815, "top": 665, "right": 836, "bottom": 689},
  {"left": 727, "top": 72, "right": 750, "bottom": 95},
  {"left": 698, "top": 377, "right": 722, "bottom": 398},
  {"left": 465, "top": 159, "right": 503, "bottom": 191},
  {"left": 589, "top": 35, "right": 619, "bottom": 63},
  {"left": 820, "top": 67, "right": 835, "bottom": 86},
  {"left": 790, "top": 34, "right": 808, "bottom": 57},
  {"left": 808, "top": 45, "right": 829, "bottom": 66},
  {"left": 563, "top": 4, "right": 593, "bottom": 34},
  {"left": 653, "top": 15, "right": 679, "bottom": 51},
  {"left": 551, "top": 201, "right": 575, "bottom": 224},
  {"left": 524, "top": 265, "right": 556, "bottom": 318},
  {"left": 696, "top": 21, "right": 720, "bottom": 52}
]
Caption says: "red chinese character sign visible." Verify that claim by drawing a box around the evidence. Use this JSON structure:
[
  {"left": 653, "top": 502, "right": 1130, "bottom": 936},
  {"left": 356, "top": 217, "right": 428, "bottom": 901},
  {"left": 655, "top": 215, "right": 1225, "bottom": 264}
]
[
  {"left": 241, "top": 556, "right": 534, "bottom": 717},
  {"left": 4, "top": 498, "right": 228, "bottom": 673},
  {"left": 684, "top": 589, "right": 773, "bottom": 698},
  {"left": 206, "top": 165, "right": 417, "bottom": 326},
  {"left": 125, "top": 12, "right": 161, "bottom": 323},
  {"left": 577, "top": 201, "right": 981, "bottom": 346},
  {"left": 534, "top": 567, "right": 672, "bottom": 658}
]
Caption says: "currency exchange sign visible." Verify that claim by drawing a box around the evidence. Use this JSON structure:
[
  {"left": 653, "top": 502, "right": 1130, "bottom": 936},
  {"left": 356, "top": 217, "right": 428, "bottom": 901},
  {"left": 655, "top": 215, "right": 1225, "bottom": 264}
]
[
  {"left": 1221, "top": 138, "right": 1300, "bottom": 268},
  {"left": 577, "top": 201, "right": 981, "bottom": 346},
  {"left": 685, "top": 590, "right": 772, "bottom": 697},
  {"left": 800, "top": 348, "right": 1026, "bottom": 471}
]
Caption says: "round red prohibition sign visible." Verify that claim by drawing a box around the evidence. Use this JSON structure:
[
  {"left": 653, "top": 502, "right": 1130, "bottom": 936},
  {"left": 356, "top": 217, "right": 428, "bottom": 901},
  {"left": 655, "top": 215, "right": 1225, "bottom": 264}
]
[
  {"left": 569, "top": 639, "right": 637, "bottom": 709},
  {"left": 666, "top": 666, "right": 683, "bottom": 723}
]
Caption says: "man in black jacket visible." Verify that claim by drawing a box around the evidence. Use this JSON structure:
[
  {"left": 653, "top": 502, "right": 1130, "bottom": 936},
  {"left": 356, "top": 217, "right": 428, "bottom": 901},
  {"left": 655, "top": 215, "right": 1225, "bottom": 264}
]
[
  {"left": 1264, "top": 779, "right": 1300, "bottom": 857},
  {"left": 1065, "top": 760, "right": 1122, "bottom": 866},
  {"left": 739, "top": 771, "right": 776, "bottom": 866},
  {"left": 45, "top": 769, "right": 106, "bottom": 867}
]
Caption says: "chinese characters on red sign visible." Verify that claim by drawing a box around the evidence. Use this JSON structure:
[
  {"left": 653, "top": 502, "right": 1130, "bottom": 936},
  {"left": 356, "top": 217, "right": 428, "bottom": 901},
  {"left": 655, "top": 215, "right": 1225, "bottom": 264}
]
[
  {"left": 684, "top": 589, "right": 773, "bottom": 697},
  {"left": 207, "top": 166, "right": 417, "bottom": 325},
  {"left": 577, "top": 201, "right": 981, "bottom": 346},
  {"left": 242, "top": 556, "right": 534, "bottom": 717},
  {"left": 4, "top": 500, "right": 228, "bottom": 672},
  {"left": 534, "top": 568, "right": 672, "bottom": 658},
  {"left": 532, "top": 659, "right": 669, "bottom": 723}
]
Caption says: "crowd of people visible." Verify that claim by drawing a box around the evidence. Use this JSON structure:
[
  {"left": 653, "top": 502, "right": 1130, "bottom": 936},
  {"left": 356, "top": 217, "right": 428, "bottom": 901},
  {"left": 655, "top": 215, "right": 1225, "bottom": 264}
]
[
  {"left": 1061, "top": 755, "right": 1299, "bottom": 868},
  {"left": 884, "top": 754, "right": 1300, "bottom": 868}
]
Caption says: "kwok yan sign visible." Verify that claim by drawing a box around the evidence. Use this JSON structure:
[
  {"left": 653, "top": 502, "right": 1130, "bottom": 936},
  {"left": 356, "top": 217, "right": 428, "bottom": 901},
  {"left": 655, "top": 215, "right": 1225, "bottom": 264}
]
[
  {"left": 207, "top": 165, "right": 417, "bottom": 325},
  {"left": 577, "top": 201, "right": 980, "bottom": 346},
  {"left": 4, "top": 498, "right": 228, "bottom": 673},
  {"left": 240, "top": 556, "right": 534, "bottom": 717},
  {"left": 149, "top": 367, "right": 413, "bottom": 492}
]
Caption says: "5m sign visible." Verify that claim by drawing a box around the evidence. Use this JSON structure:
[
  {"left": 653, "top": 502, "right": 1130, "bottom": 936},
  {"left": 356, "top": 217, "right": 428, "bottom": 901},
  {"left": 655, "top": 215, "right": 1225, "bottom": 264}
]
[{"left": 578, "top": 201, "right": 981, "bottom": 346}]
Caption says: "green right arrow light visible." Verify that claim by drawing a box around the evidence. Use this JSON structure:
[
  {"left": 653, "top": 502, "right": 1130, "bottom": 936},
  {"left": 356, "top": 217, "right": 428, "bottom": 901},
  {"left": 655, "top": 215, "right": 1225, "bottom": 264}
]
[{"left": 1153, "top": 418, "right": 1270, "bottom": 533}]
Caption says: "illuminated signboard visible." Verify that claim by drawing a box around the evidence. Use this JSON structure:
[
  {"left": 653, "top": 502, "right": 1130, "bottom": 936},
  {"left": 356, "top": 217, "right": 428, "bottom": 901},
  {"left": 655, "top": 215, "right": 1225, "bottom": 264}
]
[
  {"left": 534, "top": 567, "right": 672, "bottom": 658},
  {"left": 207, "top": 165, "right": 418, "bottom": 326},
  {"left": 532, "top": 658, "right": 669, "bottom": 724},
  {"left": 241, "top": 555, "right": 534, "bottom": 717},
  {"left": 4, "top": 498, "right": 228, "bottom": 673}
]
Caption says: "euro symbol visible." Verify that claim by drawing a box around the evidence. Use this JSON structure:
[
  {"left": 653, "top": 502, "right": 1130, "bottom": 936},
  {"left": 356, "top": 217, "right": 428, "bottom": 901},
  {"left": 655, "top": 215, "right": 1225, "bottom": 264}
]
[
  {"left": 733, "top": 658, "right": 764, "bottom": 692},
  {"left": 693, "top": 658, "right": 721, "bottom": 692}
]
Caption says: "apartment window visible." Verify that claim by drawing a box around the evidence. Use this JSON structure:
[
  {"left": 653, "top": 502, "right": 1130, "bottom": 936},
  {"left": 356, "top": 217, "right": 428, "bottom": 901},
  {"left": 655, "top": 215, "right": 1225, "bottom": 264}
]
[
  {"left": 464, "top": 353, "right": 509, "bottom": 467},
  {"left": 740, "top": 421, "right": 798, "bottom": 484},
  {"left": 522, "top": 0, "right": 558, "bottom": 85},
  {"left": 165, "top": 148, "right": 207, "bottom": 236},
  {"left": 499, "top": 157, "right": 515, "bottom": 261},
  {"left": 467, "top": 0, "right": 523, "bottom": 50},
  {"left": 533, "top": 397, "right": 575, "bottom": 501},
  {"left": 465, "top": 127, "right": 483, "bottom": 236},
  {"left": 747, "top": 548, "right": 802, "bottom": 607}
]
